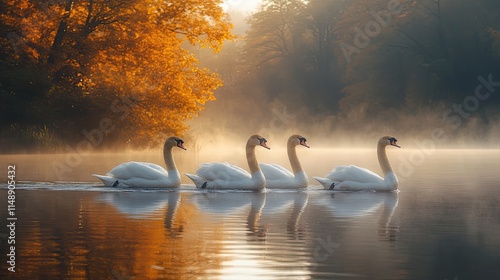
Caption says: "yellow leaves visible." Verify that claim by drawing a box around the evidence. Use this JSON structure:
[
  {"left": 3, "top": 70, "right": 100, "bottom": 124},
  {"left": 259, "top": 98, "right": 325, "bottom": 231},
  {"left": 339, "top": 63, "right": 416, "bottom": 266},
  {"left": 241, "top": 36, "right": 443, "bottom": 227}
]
[
  {"left": 2, "top": 0, "right": 234, "bottom": 147},
  {"left": 84, "top": 1, "right": 232, "bottom": 145},
  {"left": 148, "top": 0, "right": 236, "bottom": 52}
]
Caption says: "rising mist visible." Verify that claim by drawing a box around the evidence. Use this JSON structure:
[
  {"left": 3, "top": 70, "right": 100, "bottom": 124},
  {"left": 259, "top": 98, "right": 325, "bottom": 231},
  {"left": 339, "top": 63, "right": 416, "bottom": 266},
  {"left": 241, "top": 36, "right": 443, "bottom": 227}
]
[{"left": 189, "top": 0, "right": 500, "bottom": 150}]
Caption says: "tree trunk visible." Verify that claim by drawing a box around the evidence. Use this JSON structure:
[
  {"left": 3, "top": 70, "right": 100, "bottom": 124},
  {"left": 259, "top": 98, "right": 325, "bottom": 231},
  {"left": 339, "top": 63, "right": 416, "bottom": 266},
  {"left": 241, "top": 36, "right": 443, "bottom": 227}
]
[
  {"left": 48, "top": 0, "right": 74, "bottom": 64},
  {"left": 83, "top": 0, "right": 95, "bottom": 37}
]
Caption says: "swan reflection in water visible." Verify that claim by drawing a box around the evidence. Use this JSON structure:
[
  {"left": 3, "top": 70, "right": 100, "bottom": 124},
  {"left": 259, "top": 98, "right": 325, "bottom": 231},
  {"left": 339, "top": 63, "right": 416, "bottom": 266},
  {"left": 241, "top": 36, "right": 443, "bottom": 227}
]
[
  {"left": 261, "top": 191, "right": 309, "bottom": 240},
  {"left": 313, "top": 191, "right": 400, "bottom": 241},
  {"left": 189, "top": 191, "right": 312, "bottom": 278},
  {"left": 97, "top": 191, "right": 183, "bottom": 236},
  {"left": 189, "top": 191, "right": 267, "bottom": 238},
  {"left": 190, "top": 190, "right": 310, "bottom": 241}
]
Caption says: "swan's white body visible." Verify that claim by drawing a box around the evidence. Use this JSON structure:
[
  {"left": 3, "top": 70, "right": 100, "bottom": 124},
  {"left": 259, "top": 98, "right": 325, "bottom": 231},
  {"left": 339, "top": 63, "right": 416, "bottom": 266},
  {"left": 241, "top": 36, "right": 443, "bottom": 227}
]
[
  {"left": 260, "top": 135, "right": 309, "bottom": 189},
  {"left": 93, "top": 137, "right": 185, "bottom": 188},
  {"left": 314, "top": 166, "right": 398, "bottom": 191},
  {"left": 93, "top": 162, "right": 179, "bottom": 188},
  {"left": 314, "top": 136, "right": 400, "bottom": 191},
  {"left": 187, "top": 163, "right": 266, "bottom": 190},
  {"left": 185, "top": 135, "right": 270, "bottom": 191},
  {"left": 260, "top": 166, "right": 308, "bottom": 188}
]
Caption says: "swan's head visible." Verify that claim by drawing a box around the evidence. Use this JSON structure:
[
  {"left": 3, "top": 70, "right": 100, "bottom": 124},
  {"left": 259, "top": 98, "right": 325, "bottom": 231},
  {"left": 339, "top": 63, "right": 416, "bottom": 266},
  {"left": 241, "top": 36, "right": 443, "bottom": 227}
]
[
  {"left": 290, "top": 134, "right": 310, "bottom": 148},
  {"left": 380, "top": 136, "right": 401, "bottom": 148},
  {"left": 249, "top": 135, "right": 270, "bottom": 149},
  {"left": 167, "top": 137, "right": 186, "bottom": 150}
]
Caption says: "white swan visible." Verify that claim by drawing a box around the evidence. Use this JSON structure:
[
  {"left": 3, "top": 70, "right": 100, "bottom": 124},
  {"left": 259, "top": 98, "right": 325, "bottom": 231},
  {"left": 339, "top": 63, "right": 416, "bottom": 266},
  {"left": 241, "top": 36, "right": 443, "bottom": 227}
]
[
  {"left": 185, "top": 135, "right": 270, "bottom": 190},
  {"left": 314, "top": 136, "right": 401, "bottom": 191},
  {"left": 259, "top": 134, "right": 309, "bottom": 188},
  {"left": 93, "top": 136, "right": 186, "bottom": 187}
]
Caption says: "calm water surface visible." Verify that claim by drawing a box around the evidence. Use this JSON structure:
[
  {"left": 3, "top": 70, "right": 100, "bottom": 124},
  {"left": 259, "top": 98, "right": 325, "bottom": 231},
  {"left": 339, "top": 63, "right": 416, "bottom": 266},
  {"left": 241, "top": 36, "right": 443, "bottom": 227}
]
[{"left": 1, "top": 149, "right": 500, "bottom": 279}]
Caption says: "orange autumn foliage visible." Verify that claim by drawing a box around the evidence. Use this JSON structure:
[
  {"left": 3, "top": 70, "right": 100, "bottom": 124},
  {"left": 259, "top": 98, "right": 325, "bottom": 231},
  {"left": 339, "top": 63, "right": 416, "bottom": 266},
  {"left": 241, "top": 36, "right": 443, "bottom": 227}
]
[{"left": 1, "top": 0, "right": 234, "bottom": 147}]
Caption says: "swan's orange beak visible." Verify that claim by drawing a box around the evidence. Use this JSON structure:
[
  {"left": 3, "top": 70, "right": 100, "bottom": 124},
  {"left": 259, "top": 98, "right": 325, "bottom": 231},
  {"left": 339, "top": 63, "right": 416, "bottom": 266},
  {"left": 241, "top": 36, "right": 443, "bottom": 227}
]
[
  {"left": 300, "top": 138, "right": 310, "bottom": 148},
  {"left": 257, "top": 137, "right": 270, "bottom": 149},
  {"left": 177, "top": 142, "right": 186, "bottom": 150},
  {"left": 260, "top": 141, "right": 270, "bottom": 149},
  {"left": 390, "top": 142, "right": 401, "bottom": 148}
]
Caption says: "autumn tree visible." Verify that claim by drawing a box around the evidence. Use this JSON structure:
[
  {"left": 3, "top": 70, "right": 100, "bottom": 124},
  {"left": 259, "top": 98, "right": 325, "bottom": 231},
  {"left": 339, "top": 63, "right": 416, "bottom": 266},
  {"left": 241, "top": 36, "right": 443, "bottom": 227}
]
[
  {"left": 85, "top": 0, "right": 233, "bottom": 145},
  {"left": 0, "top": 0, "right": 234, "bottom": 149}
]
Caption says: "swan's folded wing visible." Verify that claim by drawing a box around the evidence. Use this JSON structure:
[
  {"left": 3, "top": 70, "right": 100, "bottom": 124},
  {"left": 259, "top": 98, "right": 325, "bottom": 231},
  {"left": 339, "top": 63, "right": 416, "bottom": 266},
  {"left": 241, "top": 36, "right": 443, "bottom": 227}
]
[
  {"left": 196, "top": 162, "right": 251, "bottom": 181},
  {"left": 327, "top": 165, "right": 384, "bottom": 184},
  {"left": 259, "top": 164, "right": 294, "bottom": 180},
  {"left": 138, "top": 162, "right": 170, "bottom": 173},
  {"left": 108, "top": 161, "right": 168, "bottom": 180}
]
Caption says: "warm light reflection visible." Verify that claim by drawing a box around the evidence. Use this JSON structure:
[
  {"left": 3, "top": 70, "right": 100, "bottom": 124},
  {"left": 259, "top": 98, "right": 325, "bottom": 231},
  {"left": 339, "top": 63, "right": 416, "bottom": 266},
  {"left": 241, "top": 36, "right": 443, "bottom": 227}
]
[
  {"left": 217, "top": 255, "right": 310, "bottom": 280},
  {"left": 2, "top": 150, "right": 500, "bottom": 279},
  {"left": 9, "top": 191, "right": 226, "bottom": 279},
  {"left": 189, "top": 191, "right": 312, "bottom": 279}
]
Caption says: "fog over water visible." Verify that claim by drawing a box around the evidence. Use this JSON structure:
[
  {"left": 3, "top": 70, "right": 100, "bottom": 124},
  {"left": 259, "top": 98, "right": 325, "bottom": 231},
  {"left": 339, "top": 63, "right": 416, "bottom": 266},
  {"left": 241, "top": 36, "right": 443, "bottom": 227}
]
[
  {"left": 1, "top": 149, "right": 500, "bottom": 279},
  {"left": 186, "top": 89, "right": 500, "bottom": 151},
  {"left": 2, "top": 1, "right": 500, "bottom": 279},
  {"left": 2, "top": 146, "right": 499, "bottom": 187}
]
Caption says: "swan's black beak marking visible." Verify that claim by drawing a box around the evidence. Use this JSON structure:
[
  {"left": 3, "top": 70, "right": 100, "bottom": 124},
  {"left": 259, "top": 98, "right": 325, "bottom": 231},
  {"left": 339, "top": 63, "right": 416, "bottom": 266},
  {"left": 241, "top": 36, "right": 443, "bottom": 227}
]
[
  {"left": 112, "top": 180, "right": 119, "bottom": 188},
  {"left": 329, "top": 183, "right": 335, "bottom": 190},
  {"left": 201, "top": 182, "right": 207, "bottom": 189}
]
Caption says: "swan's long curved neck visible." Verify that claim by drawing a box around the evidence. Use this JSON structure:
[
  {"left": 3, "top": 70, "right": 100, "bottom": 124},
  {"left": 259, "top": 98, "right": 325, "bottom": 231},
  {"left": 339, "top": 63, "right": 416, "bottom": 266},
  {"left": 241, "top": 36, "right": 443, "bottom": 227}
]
[
  {"left": 287, "top": 143, "right": 303, "bottom": 175},
  {"left": 377, "top": 143, "right": 393, "bottom": 176},
  {"left": 246, "top": 143, "right": 261, "bottom": 176},
  {"left": 163, "top": 143, "right": 177, "bottom": 173}
]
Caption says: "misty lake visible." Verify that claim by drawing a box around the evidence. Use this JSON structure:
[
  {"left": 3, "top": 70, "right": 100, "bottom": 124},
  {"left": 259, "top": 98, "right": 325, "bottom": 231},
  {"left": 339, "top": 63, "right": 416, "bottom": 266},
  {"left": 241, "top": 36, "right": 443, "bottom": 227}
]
[{"left": 1, "top": 148, "right": 500, "bottom": 279}]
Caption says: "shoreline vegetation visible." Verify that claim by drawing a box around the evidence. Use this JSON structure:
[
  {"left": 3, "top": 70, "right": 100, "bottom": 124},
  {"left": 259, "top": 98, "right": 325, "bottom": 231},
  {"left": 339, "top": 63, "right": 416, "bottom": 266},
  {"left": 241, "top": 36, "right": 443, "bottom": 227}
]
[{"left": 2, "top": 0, "right": 500, "bottom": 153}]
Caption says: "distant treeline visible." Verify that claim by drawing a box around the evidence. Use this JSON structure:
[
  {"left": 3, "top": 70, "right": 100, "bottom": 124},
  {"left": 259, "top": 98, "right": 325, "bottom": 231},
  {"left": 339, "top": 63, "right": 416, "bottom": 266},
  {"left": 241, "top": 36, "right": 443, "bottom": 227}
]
[
  {"left": 0, "top": 0, "right": 233, "bottom": 152},
  {"left": 3, "top": 0, "right": 500, "bottom": 152},
  {"left": 198, "top": 0, "right": 500, "bottom": 141}
]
